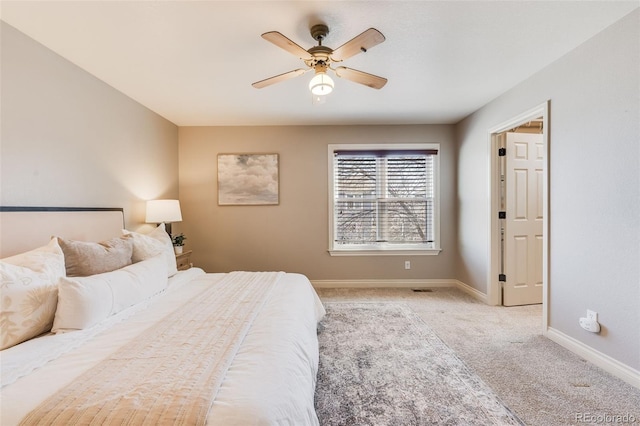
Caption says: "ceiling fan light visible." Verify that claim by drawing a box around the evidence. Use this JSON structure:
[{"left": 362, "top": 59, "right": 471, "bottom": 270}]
[{"left": 309, "top": 72, "right": 334, "bottom": 95}]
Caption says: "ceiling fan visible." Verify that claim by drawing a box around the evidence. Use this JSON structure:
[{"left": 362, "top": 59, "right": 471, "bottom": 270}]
[{"left": 252, "top": 24, "right": 387, "bottom": 95}]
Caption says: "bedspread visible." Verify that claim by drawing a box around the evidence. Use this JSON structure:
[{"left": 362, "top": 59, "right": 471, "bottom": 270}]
[
  {"left": 21, "top": 272, "right": 284, "bottom": 425},
  {"left": 1, "top": 269, "right": 325, "bottom": 425}
]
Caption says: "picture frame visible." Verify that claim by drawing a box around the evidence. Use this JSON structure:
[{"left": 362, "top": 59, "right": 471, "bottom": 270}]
[{"left": 217, "top": 153, "right": 279, "bottom": 205}]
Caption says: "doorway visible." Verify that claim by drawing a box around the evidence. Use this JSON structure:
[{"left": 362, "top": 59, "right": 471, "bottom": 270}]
[{"left": 487, "top": 102, "right": 550, "bottom": 330}]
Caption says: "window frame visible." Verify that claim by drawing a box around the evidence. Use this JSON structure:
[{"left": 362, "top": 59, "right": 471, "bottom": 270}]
[{"left": 327, "top": 143, "right": 441, "bottom": 256}]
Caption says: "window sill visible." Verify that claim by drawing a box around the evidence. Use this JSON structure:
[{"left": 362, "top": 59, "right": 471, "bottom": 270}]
[{"left": 328, "top": 248, "right": 442, "bottom": 257}]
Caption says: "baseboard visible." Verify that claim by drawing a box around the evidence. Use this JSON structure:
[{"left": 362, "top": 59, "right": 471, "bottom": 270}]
[
  {"left": 310, "top": 278, "right": 488, "bottom": 304},
  {"left": 546, "top": 327, "right": 640, "bottom": 389},
  {"left": 454, "top": 280, "right": 489, "bottom": 304},
  {"left": 310, "top": 278, "right": 457, "bottom": 289}
]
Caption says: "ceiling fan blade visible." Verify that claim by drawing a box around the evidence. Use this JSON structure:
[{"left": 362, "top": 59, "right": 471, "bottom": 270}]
[
  {"left": 261, "top": 31, "right": 311, "bottom": 60},
  {"left": 335, "top": 66, "right": 387, "bottom": 89},
  {"left": 252, "top": 69, "right": 307, "bottom": 89},
  {"left": 331, "top": 28, "right": 385, "bottom": 62}
]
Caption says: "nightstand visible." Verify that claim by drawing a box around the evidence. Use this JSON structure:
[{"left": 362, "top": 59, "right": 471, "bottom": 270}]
[{"left": 175, "top": 250, "right": 193, "bottom": 271}]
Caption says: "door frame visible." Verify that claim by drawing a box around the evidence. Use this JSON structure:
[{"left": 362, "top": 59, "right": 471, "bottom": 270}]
[{"left": 487, "top": 101, "right": 550, "bottom": 332}]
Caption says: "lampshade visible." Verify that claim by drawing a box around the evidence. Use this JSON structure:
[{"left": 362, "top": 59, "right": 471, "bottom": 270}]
[
  {"left": 309, "top": 72, "right": 334, "bottom": 96},
  {"left": 146, "top": 199, "right": 182, "bottom": 223}
]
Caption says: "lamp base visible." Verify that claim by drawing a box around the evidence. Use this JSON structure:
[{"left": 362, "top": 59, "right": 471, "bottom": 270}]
[{"left": 164, "top": 222, "right": 173, "bottom": 237}]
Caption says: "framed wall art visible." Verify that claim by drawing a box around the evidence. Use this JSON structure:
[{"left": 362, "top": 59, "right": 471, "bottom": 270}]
[{"left": 217, "top": 153, "right": 279, "bottom": 205}]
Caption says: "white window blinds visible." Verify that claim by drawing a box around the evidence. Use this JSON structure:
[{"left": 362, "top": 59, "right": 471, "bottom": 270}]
[{"left": 332, "top": 148, "right": 438, "bottom": 251}]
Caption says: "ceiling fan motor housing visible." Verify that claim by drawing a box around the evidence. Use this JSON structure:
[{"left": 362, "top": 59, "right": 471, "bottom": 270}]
[
  {"left": 308, "top": 25, "right": 333, "bottom": 69},
  {"left": 306, "top": 46, "right": 333, "bottom": 70}
]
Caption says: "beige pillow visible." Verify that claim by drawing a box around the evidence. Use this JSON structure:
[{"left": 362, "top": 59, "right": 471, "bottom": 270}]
[
  {"left": 58, "top": 236, "right": 133, "bottom": 277},
  {"left": 2, "top": 238, "right": 65, "bottom": 281},
  {"left": 1, "top": 264, "right": 59, "bottom": 350},
  {"left": 52, "top": 255, "right": 168, "bottom": 332},
  {"left": 0, "top": 239, "right": 66, "bottom": 349},
  {"left": 122, "top": 223, "right": 177, "bottom": 277}
]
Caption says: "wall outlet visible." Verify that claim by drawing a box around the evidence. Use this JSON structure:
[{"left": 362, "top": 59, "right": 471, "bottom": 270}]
[
  {"left": 404, "top": 261, "right": 411, "bottom": 270},
  {"left": 579, "top": 317, "right": 601, "bottom": 333},
  {"left": 580, "top": 310, "right": 601, "bottom": 333}
]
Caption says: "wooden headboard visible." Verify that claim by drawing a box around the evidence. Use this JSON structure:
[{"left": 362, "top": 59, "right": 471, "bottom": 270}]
[{"left": 0, "top": 207, "right": 125, "bottom": 258}]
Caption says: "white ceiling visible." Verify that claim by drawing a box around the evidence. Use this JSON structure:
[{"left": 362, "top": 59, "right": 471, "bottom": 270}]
[{"left": 1, "top": 1, "right": 637, "bottom": 126}]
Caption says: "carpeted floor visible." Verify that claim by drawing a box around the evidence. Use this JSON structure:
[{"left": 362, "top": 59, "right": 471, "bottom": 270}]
[
  {"left": 315, "top": 302, "right": 523, "bottom": 425},
  {"left": 316, "top": 287, "right": 640, "bottom": 426}
]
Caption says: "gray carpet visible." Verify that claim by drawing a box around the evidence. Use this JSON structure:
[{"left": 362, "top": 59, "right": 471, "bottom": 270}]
[
  {"left": 316, "top": 288, "right": 640, "bottom": 426},
  {"left": 314, "top": 302, "right": 524, "bottom": 425}
]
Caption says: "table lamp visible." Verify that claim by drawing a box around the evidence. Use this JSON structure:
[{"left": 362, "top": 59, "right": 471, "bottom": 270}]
[{"left": 145, "top": 199, "right": 182, "bottom": 236}]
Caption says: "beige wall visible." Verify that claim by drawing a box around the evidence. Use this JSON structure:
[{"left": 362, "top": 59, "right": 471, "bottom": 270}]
[
  {"left": 0, "top": 22, "right": 178, "bottom": 230},
  {"left": 456, "top": 10, "right": 639, "bottom": 370},
  {"left": 178, "top": 125, "right": 457, "bottom": 280}
]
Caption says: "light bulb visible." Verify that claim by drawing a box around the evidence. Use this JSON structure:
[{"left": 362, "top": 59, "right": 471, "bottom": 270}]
[{"left": 309, "top": 72, "right": 334, "bottom": 96}]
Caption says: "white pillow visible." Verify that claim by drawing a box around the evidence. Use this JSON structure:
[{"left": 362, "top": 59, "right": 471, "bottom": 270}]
[
  {"left": 122, "top": 223, "right": 177, "bottom": 277},
  {"left": 52, "top": 255, "right": 169, "bottom": 333},
  {"left": 122, "top": 230, "right": 164, "bottom": 262},
  {"left": 0, "top": 239, "right": 66, "bottom": 350}
]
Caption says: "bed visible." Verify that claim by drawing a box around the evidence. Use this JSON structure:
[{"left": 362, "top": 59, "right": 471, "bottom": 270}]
[{"left": 0, "top": 207, "right": 326, "bottom": 425}]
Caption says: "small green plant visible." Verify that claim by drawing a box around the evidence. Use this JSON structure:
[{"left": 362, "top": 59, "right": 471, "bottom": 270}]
[{"left": 172, "top": 233, "right": 187, "bottom": 246}]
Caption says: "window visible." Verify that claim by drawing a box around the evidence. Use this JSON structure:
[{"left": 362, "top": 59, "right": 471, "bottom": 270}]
[{"left": 328, "top": 144, "right": 440, "bottom": 255}]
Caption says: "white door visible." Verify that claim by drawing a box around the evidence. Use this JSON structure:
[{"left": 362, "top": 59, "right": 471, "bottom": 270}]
[{"left": 503, "top": 132, "right": 543, "bottom": 306}]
